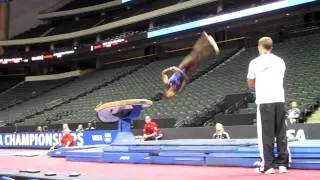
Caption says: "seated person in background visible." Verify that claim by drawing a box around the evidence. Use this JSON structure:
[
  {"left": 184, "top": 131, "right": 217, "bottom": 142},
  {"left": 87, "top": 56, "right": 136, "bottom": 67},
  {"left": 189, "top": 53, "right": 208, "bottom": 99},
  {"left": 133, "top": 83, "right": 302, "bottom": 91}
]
[
  {"left": 143, "top": 116, "right": 163, "bottom": 141},
  {"left": 76, "top": 124, "right": 84, "bottom": 132},
  {"left": 61, "top": 123, "right": 75, "bottom": 147},
  {"left": 213, "top": 123, "right": 230, "bottom": 139},
  {"left": 85, "top": 122, "right": 96, "bottom": 130},
  {"left": 50, "top": 123, "right": 74, "bottom": 150},
  {"left": 287, "top": 101, "right": 301, "bottom": 124},
  {"left": 42, "top": 125, "right": 49, "bottom": 132},
  {"left": 36, "top": 126, "right": 42, "bottom": 132}
]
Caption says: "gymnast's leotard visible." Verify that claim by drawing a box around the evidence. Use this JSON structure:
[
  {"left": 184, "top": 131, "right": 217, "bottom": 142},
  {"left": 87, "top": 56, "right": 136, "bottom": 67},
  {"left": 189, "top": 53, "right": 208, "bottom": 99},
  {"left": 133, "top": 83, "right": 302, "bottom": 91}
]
[{"left": 168, "top": 68, "right": 188, "bottom": 91}]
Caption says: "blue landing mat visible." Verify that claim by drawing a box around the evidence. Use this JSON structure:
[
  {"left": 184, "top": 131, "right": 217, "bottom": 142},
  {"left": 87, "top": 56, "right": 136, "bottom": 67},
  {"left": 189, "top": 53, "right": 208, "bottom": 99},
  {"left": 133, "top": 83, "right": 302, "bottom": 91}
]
[
  {"left": 206, "top": 157, "right": 258, "bottom": 167},
  {"left": 66, "top": 148, "right": 104, "bottom": 162},
  {"left": 112, "top": 139, "right": 259, "bottom": 146},
  {"left": 48, "top": 139, "right": 320, "bottom": 169},
  {"left": 208, "top": 152, "right": 320, "bottom": 158},
  {"left": 47, "top": 145, "right": 107, "bottom": 157}
]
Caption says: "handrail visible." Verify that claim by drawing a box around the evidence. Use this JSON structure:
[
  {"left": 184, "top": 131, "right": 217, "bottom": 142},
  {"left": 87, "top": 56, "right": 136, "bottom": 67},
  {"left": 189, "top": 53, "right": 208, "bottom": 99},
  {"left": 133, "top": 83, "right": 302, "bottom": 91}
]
[
  {"left": 282, "top": 20, "right": 320, "bottom": 29},
  {"left": 104, "top": 54, "right": 156, "bottom": 65},
  {"left": 165, "top": 37, "right": 247, "bottom": 53},
  {"left": 0, "top": 0, "right": 216, "bottom": 46}
]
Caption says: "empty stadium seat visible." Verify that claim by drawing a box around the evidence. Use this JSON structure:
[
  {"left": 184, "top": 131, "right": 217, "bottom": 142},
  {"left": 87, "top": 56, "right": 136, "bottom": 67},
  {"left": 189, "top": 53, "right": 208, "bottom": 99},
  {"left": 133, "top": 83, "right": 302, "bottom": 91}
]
[
  {"left": 25, "top": 49, "right": 235, "bottom": 125},
  {"left": 0, "top": 65, "right": 138, "bottom": 125}
]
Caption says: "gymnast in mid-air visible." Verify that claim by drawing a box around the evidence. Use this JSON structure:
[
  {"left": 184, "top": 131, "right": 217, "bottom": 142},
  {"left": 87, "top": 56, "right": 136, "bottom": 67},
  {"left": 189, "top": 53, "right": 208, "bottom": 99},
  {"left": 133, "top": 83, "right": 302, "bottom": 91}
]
[{"left": 162, "top": 31, "right": 220, "bottom": 98}]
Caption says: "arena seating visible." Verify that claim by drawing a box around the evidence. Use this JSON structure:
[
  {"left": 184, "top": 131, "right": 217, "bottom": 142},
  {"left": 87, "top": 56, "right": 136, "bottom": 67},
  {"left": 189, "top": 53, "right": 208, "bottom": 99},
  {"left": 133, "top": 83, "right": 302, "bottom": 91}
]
[
  {"left": 308, "top": 108, "right": 320, "bottom": 123},
  {"left": 21, "top": 48, "right": 236, "bottom": 126},
  {"left": 11, "top": 0, "right": 181, "bottom": 40},
  {"left": 143, "top": 49, "right": 247, "bottom": 127},
  {"left": 0, "top": 78, "right": 73, "bottom": 110},
  {"left": 2, "top": 33, "right": 319, "bottom": 127},
  {"left": 0, "top": 76, "right": 24, "bottom": 93},
  {"left": 48, "top": 18, "right": 102, "bottom": 36},
  {"left": 144, "top": 33, "right": 320, "bottom": 127},
  {"left": 12, "top": 24, "right": 54, "bottom": 39},
  {"left": 0, "top": 65, "right": 138, "bottom": 125},
  {"left": 213, "top": 33, "right": 320, "bottom": 125}
]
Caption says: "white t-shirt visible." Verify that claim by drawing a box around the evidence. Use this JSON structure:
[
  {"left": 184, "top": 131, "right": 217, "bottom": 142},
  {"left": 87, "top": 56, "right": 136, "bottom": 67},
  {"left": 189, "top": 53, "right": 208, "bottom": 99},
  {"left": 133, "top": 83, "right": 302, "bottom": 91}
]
[{"left": 247, "top": 53, "right": 286, "bottom": 104}]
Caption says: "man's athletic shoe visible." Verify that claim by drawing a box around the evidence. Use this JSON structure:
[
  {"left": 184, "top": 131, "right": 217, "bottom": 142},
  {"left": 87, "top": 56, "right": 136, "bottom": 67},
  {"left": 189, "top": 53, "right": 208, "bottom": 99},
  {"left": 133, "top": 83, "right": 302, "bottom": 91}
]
[
  {"left": 279, "top": 166, "right": 288, "bottom": 173},
  {"left": 255, "top": 168, "right": 275, "bottom": 174}
]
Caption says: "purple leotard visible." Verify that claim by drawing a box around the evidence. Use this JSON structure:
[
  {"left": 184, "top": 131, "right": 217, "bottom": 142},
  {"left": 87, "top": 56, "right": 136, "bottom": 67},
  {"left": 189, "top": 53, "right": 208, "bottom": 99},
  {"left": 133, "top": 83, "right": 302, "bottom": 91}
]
[{"left": 168, "top": 68, "right": 188, "bottom": 91}]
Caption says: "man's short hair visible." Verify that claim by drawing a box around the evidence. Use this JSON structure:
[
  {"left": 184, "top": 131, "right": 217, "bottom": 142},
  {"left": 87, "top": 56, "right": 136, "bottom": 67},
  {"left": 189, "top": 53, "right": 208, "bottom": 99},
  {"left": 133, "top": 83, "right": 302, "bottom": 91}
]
[{"left": 258, "top": 37, "right": 273, "bottom": 50}]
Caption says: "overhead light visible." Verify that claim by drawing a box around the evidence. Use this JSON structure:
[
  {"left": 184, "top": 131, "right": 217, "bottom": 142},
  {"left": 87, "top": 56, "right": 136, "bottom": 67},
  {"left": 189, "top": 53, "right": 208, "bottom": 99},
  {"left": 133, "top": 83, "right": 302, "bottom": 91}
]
[
  {"left": 43, "top": 53, "right": 54, "bottom": 59},
  {"left": 90, "top": 43, "right": 103, "bottom": 51},
  {"left": 102, "top": 39, "right": 125, "bottom": 47},
  {"left": 147, "top": 0, "right": 317, "bottom": 38},
  {"left": 32, "top": 55, "right": 44, "bottom": 61},
  {"left": 53, "top": 50, "right": 75, "bottom": 58},
  {"left": 0, "top": 57, "right": 28, "bottom": 64}
]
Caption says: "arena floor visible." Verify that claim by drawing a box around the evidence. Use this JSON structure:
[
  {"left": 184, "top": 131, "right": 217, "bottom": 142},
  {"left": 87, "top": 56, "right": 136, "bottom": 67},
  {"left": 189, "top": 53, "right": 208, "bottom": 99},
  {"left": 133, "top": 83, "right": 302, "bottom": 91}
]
[{"left": 0, "top": 149, "right": 320, "bottom": 180}]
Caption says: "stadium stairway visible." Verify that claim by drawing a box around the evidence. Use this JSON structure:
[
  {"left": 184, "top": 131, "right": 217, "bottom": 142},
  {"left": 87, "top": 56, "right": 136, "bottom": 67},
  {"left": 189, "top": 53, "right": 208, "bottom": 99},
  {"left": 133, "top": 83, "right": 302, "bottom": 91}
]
[
  {"left": 308, "top": 108, "right": 320, "bottom": 123},
  {"left": 203, "top": 93, "right": 255, "bottom": 127},
  {"left": 0, "top": 76, "right": 24, "bottom": 94}
]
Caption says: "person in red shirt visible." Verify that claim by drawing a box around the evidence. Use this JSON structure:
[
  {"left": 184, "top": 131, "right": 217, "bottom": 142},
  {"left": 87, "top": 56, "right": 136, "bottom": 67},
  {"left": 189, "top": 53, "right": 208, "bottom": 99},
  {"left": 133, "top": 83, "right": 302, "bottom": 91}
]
[
  {"left": 50, "top": 123, "right": 74, "bottom": 150},
  {"left": 60, "top": 123, "right": 75, "bottom": 147},
  {"left": 143, "top": 116, "right": 163, "bottom": 141}
]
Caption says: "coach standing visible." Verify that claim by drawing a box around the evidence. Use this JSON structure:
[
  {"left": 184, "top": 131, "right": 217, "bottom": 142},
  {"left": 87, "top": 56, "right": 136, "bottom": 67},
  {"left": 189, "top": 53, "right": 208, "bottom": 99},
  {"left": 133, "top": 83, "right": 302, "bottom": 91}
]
[{"left": 247, "top": 37, "right": 289, "bottom": 174}]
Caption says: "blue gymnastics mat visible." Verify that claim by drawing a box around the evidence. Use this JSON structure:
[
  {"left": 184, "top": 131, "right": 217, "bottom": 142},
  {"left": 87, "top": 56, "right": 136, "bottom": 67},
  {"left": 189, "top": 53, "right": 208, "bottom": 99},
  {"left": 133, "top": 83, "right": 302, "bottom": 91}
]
[{"left": 48, "top": 139, "right": 320, "bottom": 169}]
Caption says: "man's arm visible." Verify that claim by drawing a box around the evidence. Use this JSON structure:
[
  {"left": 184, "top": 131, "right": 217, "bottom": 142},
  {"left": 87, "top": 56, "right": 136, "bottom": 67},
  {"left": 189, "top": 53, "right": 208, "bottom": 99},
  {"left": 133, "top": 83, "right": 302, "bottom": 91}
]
[
  {"left": 247, "top": 79, "right": 255, "bottom": 88},
  {"left": 143, "top": 132, "right": 157, "bottom": 139},
  {"left": 247, "top": 60, "right": 256, "bottom": 88},
  {"left": 143, "top": 125, "right": 159, "bottom": 140}
]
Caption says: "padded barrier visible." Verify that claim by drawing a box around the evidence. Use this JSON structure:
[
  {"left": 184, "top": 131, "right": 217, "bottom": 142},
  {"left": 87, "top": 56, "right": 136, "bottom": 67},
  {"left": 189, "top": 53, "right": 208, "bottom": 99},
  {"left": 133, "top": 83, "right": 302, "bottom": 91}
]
[
  {"left": 102, "top": 153, "right": 150, "bottom": 163},
  {"left": 113, "top": 139, "right": 259, "bottom": 146},
  {"left": 206, "top": 157, "right": 258, "bottom": 167},
  {"left": 47, "top": 145, "right": 105, "bottom": 157},
  {"left": 147, "top": 156, "right": 205, "bottom": 165},
  {"left": 48, "top": 139, "right": 320, "bottom": 169}
]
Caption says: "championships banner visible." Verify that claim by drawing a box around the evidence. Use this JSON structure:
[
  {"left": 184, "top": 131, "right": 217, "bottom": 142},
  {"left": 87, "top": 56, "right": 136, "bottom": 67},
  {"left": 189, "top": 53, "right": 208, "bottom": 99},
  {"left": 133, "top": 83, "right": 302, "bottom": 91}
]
[{"left": 0, "top": 130, "right": 118, "bottom": 148}]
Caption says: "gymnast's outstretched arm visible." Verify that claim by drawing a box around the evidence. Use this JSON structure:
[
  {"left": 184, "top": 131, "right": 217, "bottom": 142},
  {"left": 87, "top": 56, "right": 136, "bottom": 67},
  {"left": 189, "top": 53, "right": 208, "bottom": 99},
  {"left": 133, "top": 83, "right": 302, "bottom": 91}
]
[
  {"left": 162, "top": 68, "right": 170, "bottom": 85},
  {"left": 162, "top": 66, "right": 178, "bottom": 84}
]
